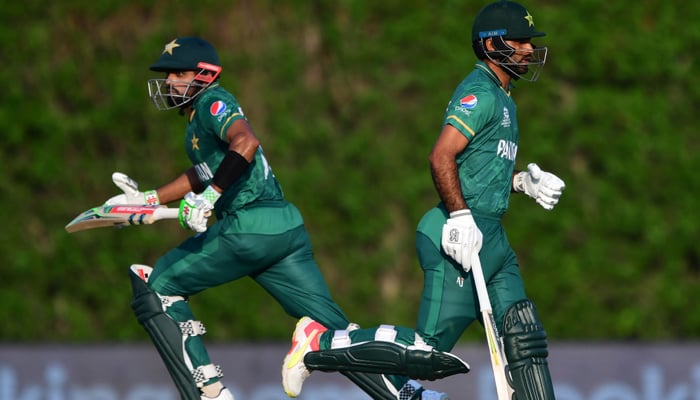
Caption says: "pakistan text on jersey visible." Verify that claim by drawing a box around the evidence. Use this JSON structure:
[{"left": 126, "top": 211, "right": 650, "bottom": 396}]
[{"left": 497, "top": 140, "right": 517, "bottom": 161}]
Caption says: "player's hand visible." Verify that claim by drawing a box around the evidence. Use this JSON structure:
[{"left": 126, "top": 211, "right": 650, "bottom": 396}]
[
  {"left": 178, "top": 192, "right": 213, "bottom": 233},
  {"left": 513, "top": 163, "right": 565, "bottom": 210},
  {"left": 441, "top": 209, "right": 483, "bottom": 272},
  {"left": 104, "top": 172, "right": 159, "bottom": 206}
]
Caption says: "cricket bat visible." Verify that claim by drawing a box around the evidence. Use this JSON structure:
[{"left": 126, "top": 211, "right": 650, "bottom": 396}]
[
  {"left": 471, "top": 252, "right": 515, "bottom": 400},
  {"left": 65, "top": 205, "right": 179, "bottom": 233}
]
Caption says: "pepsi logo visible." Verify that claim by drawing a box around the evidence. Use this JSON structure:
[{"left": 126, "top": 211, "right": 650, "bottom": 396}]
[
  {"left": 210, "top": 100, "right": 227, "bottom": 116},
  {"left": 460, "top": 95, "right": 478, "bottom": 109}
]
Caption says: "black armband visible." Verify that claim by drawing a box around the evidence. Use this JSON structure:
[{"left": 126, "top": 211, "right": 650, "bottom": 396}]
[{"left": 212, "top": 150, "right": 250, "bottom": 190}]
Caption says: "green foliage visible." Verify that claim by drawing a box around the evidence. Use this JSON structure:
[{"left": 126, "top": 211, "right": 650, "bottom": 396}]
[{"left": 1, "top": 1, "right": 698, "bottom": 342}]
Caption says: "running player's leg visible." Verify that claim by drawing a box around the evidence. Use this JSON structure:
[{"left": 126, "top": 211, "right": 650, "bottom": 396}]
[
  {"left": 131, "top": 224, "right": 244, "bottom": 400},
  {"left": 251, "top": 226, "right": 402, "bottom": 398},
  {"left": 414, "top": 220, "right": 477, "bottom": 352},
  {"left": 259, "top": 224, "right": 466, "bottom": 399},
  {"left": 280, "top": 209, "right": 471, "bottom": 398}
]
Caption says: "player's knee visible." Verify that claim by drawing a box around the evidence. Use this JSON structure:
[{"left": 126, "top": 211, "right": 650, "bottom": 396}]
[
  {"left": 502, "top": 299, "right": 548, "bottom": 366},
  {"left": 128, "top": 264, "right": 221, "bottom": 392},
  {"left": 129, "top": 264, "right": 162, "bottom": 323},
  {"left": 128, "top": 264, "right": 204, "bottom": 335}
]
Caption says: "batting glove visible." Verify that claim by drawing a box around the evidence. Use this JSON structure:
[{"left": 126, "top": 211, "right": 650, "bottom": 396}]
[
  {"left": 178, "top": 186, "right": 220, "bottom": 233},
  {"left": 513, "top": 163, "right": 566, "bottom": 210},
  {"left": 441, "top": 209, "right": 483, "bottom": 272},
  {"left": 104, "top": 172, "right": 159, "bottom": 206}
]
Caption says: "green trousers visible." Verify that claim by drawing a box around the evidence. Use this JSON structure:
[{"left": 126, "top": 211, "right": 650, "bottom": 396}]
[
  {"left": 413, "top": 205, "right": 526, "bottom": 351},
  {"left": 321, "top": 205, "right": 526, "bottom": 351},
  {"left": 148, "top": 200, "right": 350, "bottom": 368}
]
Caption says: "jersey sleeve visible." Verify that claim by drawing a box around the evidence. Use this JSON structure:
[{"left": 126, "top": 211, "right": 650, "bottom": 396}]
[
  {"left": 442, "top": 85, "right": 496, "bottom": 142},
  {"left": 197, "top": 91, "right": 247, "bottom": 141}
]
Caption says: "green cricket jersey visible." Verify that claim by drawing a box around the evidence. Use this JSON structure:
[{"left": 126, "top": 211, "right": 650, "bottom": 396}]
[
  {"left": 442, "top": 61, "right": 519, "bottom": 217},
  {"left": 185, "top": 83, "right": 284, "bottom": 214}
]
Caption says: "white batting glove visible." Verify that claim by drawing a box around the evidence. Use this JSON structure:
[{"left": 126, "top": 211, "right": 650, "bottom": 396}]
[
  {"left": 178, "top": 186, "right": 220, "bottom": 233},
  {"left": 104, "top": 172, "right": 159, "bottom": 206},
  {"left": 441, "top": 209, "right": 483, "bottom": 272},
  {"left": 513, "top": 163, "right": 566, "bottom": 210}
]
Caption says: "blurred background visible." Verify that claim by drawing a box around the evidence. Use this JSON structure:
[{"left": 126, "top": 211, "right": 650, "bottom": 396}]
[{"left": 1, "top": 0, "right": 698, "bottom": 399}]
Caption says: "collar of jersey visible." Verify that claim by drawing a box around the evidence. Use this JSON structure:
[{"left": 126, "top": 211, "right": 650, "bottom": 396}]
[
  {"left": 475, "top": 61, "right": 514, "bottom": 93},
  {"left": 188, "top": 82, "right": 222, "bottom": 122}
]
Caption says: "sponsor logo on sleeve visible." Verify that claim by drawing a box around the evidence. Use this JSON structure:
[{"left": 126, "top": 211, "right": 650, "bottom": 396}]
[
  {"left": 460, "top": 94, "right": 478, "bottom": 109},
  {"left": 209, "top": 100, "right": 227, "bottom": 116}
]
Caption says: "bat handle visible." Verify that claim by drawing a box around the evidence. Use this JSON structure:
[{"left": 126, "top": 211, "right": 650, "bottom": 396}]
[
  {"left": 153, "top": 207, "right": 180, "bottom": 221},
  {"left": 471, "top": 253, "right": 492, "bottom": 311}
]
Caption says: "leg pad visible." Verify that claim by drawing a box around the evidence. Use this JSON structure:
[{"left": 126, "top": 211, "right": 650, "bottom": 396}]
[
  {"left": 304, "top": 341, "right": 469, "bottom": 380},
  {"left": 502, "top": 299, "right": 555, "bottom": 400},
  {"left": 129, "top": 265, "right": 201, "bottom": 399}
]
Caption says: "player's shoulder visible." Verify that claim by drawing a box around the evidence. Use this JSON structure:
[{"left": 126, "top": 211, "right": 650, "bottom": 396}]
[
  {"left": 194, "top": 84, "right": 240, "bottom": 116},
  {"left": 197, "top": 84, "right": 237, "bottom": 104},
  {"left": 449, "top": 78, "right": 496, "bottom": 114},
  {"left": 456, "top": 72, "right": 497, "bottom": 99}
]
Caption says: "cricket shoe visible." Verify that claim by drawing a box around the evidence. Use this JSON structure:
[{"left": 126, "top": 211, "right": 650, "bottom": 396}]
[
  {"left": 201, "top": 387, "right": 235, "bottom": 400},
  {"left": 282, "top": 316, "right": 327, "bottom": 397}
]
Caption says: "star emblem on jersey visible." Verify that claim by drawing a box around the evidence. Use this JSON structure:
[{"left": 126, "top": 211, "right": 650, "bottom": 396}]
[
  {"left": 524, "top": 11, "right": 534, "bottom": 27},
  {"left": 162, "top": 39, "right": 180, "bottom": 55},
  {"left": 191, "top": 134, "right": 200, "bottom": 150}
]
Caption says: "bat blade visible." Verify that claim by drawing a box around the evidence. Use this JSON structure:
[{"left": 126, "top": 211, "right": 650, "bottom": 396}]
[
  {"left": 483, "top": 309, "right": 513, "bottom": 399},
  {"left": 472, "top": 253, "right": 515, "bottom": 400},
  {"left": 65, "top": 205, "right": 179, "bottom": 233}
]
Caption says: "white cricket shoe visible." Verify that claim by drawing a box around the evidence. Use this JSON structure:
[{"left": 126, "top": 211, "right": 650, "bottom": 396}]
[
  {"left": 201, "top": 387, "right": 235, "bottom": 400},
  {"left": 282, "top": 316, "right": 327, "bottom": 397}
]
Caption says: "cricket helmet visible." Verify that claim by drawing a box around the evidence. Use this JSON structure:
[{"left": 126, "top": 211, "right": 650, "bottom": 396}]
[
  {"left": 148, "top": 37, "right": 222, "bottom": 111},
  {"left": 471, "top": 0, "right": 545, "bottom": 42},
  {"left": 471, "top": 0, "right": 547, "bottom": 82}
]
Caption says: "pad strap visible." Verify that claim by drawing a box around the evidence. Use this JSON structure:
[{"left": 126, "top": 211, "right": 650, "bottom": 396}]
[
  {"left": 193, "top": 364, "right": 223, "bottom": 387},
  {"left": 374, "top": 324, "right": 397, "bottom": 342},
  {"left": 158, "top": 294, "right": 186, "bottom": 310},
  {"left": 180, "top": 320, "right": 207, "bottom": 336},
  {"left": 331, "top": 330, "right": 352, "bottom": 349}
]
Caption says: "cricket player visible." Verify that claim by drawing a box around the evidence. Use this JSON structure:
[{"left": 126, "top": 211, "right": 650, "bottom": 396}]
[
  {"left": 282, "top": 2, "right": 565, "bottom": 399},
  {"left": 104, "top": 36, "right": 459, "bottom": 400}
]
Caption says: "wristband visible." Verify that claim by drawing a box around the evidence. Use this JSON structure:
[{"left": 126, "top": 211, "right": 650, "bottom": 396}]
[
  {"left": 201, "top": 185, "right": 222, "bottom": 205},
  {"left": 449, "top": 209, "right": 471, "bottom": 218},
  {"left": 212, "top": 150, "right": 250, "bottom": 190},
  {"left": 144, "top": 190, "right": 160, "bottom": 205}
]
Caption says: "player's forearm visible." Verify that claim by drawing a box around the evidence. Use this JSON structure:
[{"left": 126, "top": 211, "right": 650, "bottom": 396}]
[
  {"left": 154, "top": 169, "right": 202, "bottom": 204},
  {"left": 430, "top": 160, "right": 467, "bottom": 213}
]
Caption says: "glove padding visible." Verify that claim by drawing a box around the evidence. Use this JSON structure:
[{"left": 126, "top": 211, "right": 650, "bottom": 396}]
[
  {"left": 441, "top": 209, "right": 483, "bottom": 272},
  {"left": 513, "top": 163, "right": 566, "bottom": 210},
  {"left": 178, "top": 191, "right": 216, "bottom": 233},
  {"left": 104, "top": 172, "right": 159, "bottom": 206}
]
